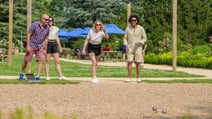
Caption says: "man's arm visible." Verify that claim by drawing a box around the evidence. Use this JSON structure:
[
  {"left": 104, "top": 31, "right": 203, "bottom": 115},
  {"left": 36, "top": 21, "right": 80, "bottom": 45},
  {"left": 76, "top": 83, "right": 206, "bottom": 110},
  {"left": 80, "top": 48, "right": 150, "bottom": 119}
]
[
  {"left": 139, "top": 27, "right": 147, "bottom": 45},
  {"left": 26, "top": 32, "right": 32, "bottom": 52},
  {"left": 43, "top": 36, "right": 48, "bottom": 50},
  {"left": 123, "top": 28, "right": 129, "bottom": 54}
]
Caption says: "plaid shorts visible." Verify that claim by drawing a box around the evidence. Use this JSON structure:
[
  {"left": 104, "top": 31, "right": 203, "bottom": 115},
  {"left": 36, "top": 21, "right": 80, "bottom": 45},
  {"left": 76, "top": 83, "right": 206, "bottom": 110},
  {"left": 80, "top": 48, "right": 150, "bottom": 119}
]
[{"left": 24, "top": 48, "right": 44, "bottom": 62}]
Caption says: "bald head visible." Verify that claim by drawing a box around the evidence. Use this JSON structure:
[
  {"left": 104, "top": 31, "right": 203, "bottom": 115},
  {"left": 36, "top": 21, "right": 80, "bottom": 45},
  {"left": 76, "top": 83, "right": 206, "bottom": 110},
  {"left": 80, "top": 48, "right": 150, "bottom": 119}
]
[
  {"left": 41, "top": 14, "right": 49, "bottom": 20},
  {"left": 40, "top": 14, "right": 49, "bottom": 26}
]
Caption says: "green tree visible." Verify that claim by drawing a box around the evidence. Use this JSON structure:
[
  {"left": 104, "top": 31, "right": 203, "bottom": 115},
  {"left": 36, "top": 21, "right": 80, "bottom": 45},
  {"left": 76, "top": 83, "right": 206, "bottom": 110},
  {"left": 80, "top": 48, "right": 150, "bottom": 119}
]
[
  {"left": 0, "top": 0, "right": 27, "bottom": 48},
  {"left": 54, "top": 0, "right": 126, "bottom": 28},
  {"left": 0, "top": 0, "right": 211, "bottom": 53},
  {"left": 0, "top": 0, "right": 52, "bottom": 48},
  {"left": 138, "top": 0, "right": 172, "bottom": 53},
  {"left": 178, "top": 0, "right": 212, "bottom": 44}
]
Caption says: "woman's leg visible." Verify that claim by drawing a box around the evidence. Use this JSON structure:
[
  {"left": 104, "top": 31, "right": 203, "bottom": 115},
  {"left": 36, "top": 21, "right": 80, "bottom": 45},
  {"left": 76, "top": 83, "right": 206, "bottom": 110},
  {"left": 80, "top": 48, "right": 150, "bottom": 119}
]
[
  {"left": 45, "top": 53, "right": 51, "bottom": 78},
  {"left": 95, "top": 55, "right": 100, "bottom": 76},
  {"left": 52, "top": 53, "right": 63, "bottom": 77},
  {"left": 89, "top": 53, "right": 97, "bottom": 79}
]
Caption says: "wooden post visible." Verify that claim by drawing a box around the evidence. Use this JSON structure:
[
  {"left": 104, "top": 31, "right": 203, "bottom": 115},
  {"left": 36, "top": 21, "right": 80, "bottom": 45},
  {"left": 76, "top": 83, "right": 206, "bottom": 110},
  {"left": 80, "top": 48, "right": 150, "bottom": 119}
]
[
  {"left": 26, "top": 0, "right": 32, "bottom": 73},
  {"left": 8, "top": 0, "right": 13, "bottom": 66},
  {"left": 127, "top": 3, "right": 131, "bottom": 26},
  {"left": 172, "top": 0, "right": 177, "bottom": 72}
]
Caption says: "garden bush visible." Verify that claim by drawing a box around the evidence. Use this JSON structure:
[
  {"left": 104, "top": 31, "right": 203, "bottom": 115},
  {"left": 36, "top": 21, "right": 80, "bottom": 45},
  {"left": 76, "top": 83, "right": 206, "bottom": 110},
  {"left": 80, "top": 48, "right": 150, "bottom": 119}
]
[
  {"left": 145, "top": 53, "right": 158, "bottom": 64},
  {"left": 145, "top": 51, "right": 212, "bottom": 69},
  {"left": 192, "top": 45, "right": 211, "bottom": 56},
  {"left": 158, "top": 52, "right": 172, "bottom": 65}
]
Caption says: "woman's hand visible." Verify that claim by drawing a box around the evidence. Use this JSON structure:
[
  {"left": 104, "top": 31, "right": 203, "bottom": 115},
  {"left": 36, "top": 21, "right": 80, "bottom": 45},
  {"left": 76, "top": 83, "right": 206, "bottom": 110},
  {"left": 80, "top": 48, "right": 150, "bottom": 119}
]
[
  {"left": 103, "top": 28, "right": 109, "bottom": 39},
  {"left": 82, "top": 50, "right": 86, "bottom": 55},
  {"left": 59, "top": 48, "right": 63, "bottom": 53},
  {"left": 102, "top": 28, "right": 106, "bottom": 33}
]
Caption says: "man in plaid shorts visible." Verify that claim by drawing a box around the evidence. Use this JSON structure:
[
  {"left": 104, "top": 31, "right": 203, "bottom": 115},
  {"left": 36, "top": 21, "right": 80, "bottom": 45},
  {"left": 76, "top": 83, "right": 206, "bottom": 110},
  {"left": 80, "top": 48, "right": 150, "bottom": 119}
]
[{"left": 19, "top": 14, "right": 50, "bottom": 80}]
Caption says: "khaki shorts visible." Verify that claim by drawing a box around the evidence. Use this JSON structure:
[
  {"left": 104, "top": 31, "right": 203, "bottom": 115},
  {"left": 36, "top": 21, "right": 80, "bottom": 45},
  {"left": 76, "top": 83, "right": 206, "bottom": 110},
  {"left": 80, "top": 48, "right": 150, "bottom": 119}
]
[{"left": 127, "top": 47, "right": 142, "bottom": 63}]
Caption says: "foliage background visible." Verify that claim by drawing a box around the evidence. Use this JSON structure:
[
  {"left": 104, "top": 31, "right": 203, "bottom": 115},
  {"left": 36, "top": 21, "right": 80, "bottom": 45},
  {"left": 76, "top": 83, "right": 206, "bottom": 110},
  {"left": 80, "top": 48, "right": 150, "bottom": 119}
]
[{"left": 0, "top": 0, "right": 211, "bottom": 68}]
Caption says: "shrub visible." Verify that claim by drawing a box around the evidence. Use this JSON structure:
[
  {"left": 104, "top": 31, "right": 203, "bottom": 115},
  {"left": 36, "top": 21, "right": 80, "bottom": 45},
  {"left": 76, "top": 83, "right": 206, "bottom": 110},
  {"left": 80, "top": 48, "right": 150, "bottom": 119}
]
[
  {"left": 192, "top": 45, "right": 211, "bottom": 56},
  {"left": 158, "top": 52, "right": 172, "bottom": 65},
  {"left": 177, "top": 51, "right": 190, "bottom": 66},
  {"left": 146, "top": 50, "right": 212, "bottom": 69},
  {"left": 207, "top": 56, "right": 212, "bottom": 69},
  {"left": 145, "top": 53, "right": 158, "bottom": 64}
]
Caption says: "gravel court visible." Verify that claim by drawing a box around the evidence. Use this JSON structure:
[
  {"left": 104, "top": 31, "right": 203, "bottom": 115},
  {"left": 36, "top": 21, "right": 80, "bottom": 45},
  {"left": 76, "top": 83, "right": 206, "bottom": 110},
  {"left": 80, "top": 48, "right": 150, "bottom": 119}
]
[{"left": 0, "top": 83, "right": 212, "bottom": 118}]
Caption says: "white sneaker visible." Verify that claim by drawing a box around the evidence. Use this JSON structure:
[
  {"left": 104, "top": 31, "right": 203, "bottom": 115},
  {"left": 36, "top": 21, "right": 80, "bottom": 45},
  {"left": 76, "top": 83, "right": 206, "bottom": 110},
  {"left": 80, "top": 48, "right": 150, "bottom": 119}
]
[
  {"left": 59, "top": 76, "right": 67, "bottom": 80},
  {"left": 125, "top": 78, "right": 131, "bottom": 83},
  {"left": 92, "top": 77, "right": 99, "bottom": 83},
  {"left": 137, "top": 78, "right": 142, "bottom": 83},
  {"left": 46, "top": 77, "right": 50, "bottom": 80}
]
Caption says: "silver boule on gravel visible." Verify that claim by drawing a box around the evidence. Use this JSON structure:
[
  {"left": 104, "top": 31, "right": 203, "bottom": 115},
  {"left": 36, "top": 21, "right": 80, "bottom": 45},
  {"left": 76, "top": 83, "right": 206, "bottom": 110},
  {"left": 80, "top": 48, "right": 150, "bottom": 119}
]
[
  {"left": 162, "top": 109, "right": 167, "bottom": 114},
  {"left": 152, "top": 106, "right": 157, "bottom": 111}
]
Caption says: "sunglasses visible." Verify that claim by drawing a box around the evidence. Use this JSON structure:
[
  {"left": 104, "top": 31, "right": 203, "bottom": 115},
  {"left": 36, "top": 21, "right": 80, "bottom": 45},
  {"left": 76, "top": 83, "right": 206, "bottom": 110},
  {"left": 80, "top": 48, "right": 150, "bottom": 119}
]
[
  {"left": 130, "top": 19, "right": 137, "bottom": 22},
  {"left": 96, "top": 24, "right": 102, "bottom": 26},
  {"left": 42, "top": 18, "right": 49, "bottom": 21}
]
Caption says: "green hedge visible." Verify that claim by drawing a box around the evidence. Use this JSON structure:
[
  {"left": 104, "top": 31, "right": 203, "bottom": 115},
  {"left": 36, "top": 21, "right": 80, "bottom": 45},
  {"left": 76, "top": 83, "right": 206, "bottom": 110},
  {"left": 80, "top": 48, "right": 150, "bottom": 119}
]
[
  {"left": 145, "top": 51, "right": 212, "bottom": 69},
  {"left": 145, "top": 45, "right": 212, "bottom": 69}
]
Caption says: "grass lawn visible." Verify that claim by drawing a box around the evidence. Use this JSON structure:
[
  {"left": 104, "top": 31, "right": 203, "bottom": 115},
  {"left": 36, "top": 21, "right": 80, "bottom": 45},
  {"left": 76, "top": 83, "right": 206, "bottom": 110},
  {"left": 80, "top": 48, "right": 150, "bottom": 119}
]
[
  {"left": 0, "top": 55, "right": 203, "bottom": 78},
  {"left": 0, "top": 55, "right": 211, "bottom": 84}
]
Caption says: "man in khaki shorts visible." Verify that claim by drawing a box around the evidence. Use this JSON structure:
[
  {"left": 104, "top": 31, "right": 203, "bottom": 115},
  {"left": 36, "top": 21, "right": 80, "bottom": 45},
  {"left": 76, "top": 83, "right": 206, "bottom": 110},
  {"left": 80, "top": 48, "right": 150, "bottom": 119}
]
[{"left": 123, "top": 15, "right": 147, "bottom": 82}]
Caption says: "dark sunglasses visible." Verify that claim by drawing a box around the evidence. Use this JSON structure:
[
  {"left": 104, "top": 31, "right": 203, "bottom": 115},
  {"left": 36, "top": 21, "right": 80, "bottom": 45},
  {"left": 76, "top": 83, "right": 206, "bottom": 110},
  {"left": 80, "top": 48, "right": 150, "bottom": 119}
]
[
  {"left": 130, "top": 19, "right": 137, "bottom": 22},
  {"left": 96, "top": 24, "right": 101, "bottom": 26},
  {"left": 42, "top": 18, "right": 49, "bottom": 21}
]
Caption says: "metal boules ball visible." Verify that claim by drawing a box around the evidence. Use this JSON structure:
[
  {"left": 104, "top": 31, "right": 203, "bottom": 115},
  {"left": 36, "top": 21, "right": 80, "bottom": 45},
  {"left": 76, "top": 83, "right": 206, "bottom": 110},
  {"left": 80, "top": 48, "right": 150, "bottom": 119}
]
[
  {"left": 152, "top": 106, "right": 157, "bottom": 111},
  {"left": 162, "top": 109, "right": 167, "bottom": 114}
]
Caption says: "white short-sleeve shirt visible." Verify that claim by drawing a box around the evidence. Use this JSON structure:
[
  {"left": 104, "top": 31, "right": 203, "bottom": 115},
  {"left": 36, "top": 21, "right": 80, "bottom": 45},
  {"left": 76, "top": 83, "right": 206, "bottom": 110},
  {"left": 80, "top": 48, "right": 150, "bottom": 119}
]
[
  {"left": 48, "top": 26, "right": 59, "bottom": 40},
  {"left": 87, "top": 29, "right": 105, "bottom": 44}
]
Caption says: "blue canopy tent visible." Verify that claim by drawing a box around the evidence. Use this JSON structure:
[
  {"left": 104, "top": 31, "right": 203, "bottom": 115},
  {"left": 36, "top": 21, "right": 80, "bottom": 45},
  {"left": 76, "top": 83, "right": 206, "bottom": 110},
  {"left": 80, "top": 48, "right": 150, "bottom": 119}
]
[
  {"left": 81, "top": 27, "right": 91, "bottom": 36},
  {"left": 67, "top": 28, "right": 84, "bottom": 38},
  {"left": 104, "top": 24, "right": 125, "bottom": 35},
  {"left": 58, "top": 29, "right": 71, "bottom": 39},
  {"left": 58, "top": 24, "right": 124, "bottom": 39},
  {"left": 79, "top": 24, "right": 124, "bottom": 36}
]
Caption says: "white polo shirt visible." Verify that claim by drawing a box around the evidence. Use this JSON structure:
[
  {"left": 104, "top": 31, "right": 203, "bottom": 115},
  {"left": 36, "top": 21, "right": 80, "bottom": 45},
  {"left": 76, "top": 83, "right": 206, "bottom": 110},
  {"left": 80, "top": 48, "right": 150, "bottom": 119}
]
[{"left": 87, "top": 29, "right": 105, "bottom": 44}]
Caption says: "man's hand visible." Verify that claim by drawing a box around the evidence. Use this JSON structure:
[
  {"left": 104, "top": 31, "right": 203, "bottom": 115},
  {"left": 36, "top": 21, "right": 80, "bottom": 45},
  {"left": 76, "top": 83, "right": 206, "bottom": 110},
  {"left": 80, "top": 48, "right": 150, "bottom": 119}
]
[
  {"left": 135, "top": 42, "right": 142, "bottom": 47},
  {"left": 126, "top": 47, "right": 129, "bottom": 55},
  {"left": 26, "top": 46, "right": 31, "bottom": 52}
]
